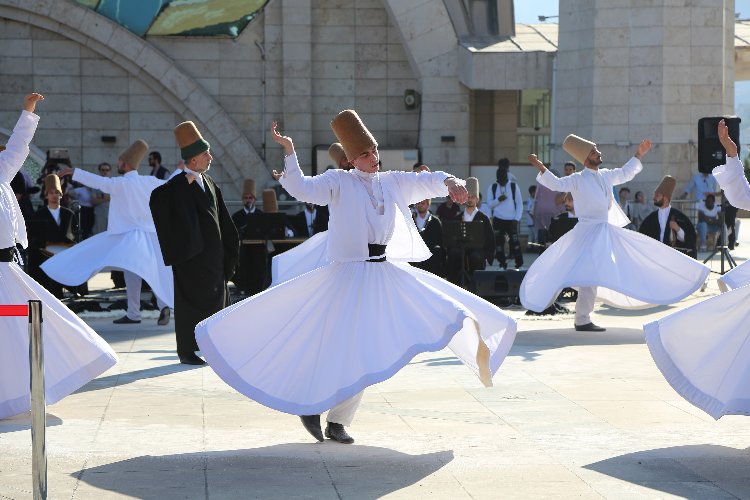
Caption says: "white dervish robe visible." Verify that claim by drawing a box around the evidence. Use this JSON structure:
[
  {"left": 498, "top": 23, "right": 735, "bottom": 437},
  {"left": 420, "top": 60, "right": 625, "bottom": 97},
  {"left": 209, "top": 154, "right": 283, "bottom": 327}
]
[
  {"left": 41, "top": 169, "right": 174, "bottom": 308},
  {"left": 644, "top": 155, "right": 750, "bottom": 418},
  {"left": 0, "top": 111, "right": 117, "bottom": 419},
  {"left": 195, "top": 154, "right": 517, "bottom": 416},
  {"left": 520, "top": 159, "right": 709, "bottom": 313}
]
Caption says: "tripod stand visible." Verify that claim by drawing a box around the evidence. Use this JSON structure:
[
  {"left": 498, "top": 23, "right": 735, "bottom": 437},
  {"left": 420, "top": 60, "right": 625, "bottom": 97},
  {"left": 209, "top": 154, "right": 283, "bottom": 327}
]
[{"left": 702, "top": 191, "right": 736, "bottom": 274}]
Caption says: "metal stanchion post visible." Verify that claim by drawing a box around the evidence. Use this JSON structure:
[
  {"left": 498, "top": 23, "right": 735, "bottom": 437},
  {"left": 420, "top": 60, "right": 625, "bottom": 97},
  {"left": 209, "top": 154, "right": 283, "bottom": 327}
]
[{"left": 28, "top": 299, "right": 47, "bottom": 500}]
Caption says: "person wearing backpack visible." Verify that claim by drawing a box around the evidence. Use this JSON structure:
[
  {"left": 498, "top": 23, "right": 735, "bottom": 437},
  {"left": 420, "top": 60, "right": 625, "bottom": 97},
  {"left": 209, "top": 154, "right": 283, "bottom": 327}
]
[{"left": 487, "top": 159, "right": 524, "bottom": 270}]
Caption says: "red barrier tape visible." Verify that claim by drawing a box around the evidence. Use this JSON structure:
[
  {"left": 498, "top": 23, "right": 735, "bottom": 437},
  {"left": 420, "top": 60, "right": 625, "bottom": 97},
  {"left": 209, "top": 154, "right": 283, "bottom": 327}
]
[{"left": 0, "top": 305, "right": 29, "bottom": 316}]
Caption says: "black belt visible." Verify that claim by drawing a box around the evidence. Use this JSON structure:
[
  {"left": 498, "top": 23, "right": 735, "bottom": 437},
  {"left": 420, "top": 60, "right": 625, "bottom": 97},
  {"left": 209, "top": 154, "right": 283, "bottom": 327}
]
[
  {"left": 367, "top": 244, "right": 386, "bottom": 263},
  {"left": 0, "top": 247, "right": 16, "bottom": 262}
]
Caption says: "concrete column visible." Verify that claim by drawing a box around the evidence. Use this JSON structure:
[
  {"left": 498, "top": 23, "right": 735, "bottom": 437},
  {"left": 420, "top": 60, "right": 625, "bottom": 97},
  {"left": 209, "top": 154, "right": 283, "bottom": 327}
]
[
  {"left": 281, "top": 0, "right": 313, "bottom": 169},
  {"left": 554, "top": 0, "right": 735, "bottom": 194}
]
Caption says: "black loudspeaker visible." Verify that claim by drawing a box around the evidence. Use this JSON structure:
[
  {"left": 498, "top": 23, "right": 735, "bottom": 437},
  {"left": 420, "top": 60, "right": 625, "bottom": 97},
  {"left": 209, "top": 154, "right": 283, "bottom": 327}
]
[
  {"left": 471, "top": 269, "right": 526, "bottom": 305},
  {"left": 698, "top": 117, "right": 741, "bottom": 174}
]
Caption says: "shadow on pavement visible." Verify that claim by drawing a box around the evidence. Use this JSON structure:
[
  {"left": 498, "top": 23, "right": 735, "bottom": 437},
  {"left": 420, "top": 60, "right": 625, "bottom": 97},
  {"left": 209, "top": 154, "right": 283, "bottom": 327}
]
[
  {"left": 409, "top": 356, "right": 462, "bottom": 367},
  {"left": 74, "top": 445, "right": 454, "bottom": 499},
  {"left": 584, "top": 444, "right": 750, "bottom": 498},
  {"left": 75, "top": 363, "right": 204, "bottom": 394},
  {"left": 510, "top": 327, "right": 645, "bottom": 362},
  {"left": 0, "top": 413, "right": 63, "bottom": 434}
]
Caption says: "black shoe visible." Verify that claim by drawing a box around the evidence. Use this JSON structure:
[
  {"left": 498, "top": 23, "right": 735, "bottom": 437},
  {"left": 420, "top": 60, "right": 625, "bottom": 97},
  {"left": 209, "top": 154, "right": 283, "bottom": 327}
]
[
  {"left": 178, "top": 352, "right": 207, "bottom": 365},
  {"left": 325, "top": 422, "right": 354, "bottom": 444},
  {"left": 300, "top": 415, "right": 324, "bottom": 442},
  {"left": 113, "top": 315, "right": 141, "bottom": 324},
  {"left": 575, "top": 322, "right": 606, "bottom": 332},
  {"left": 157, "top": 307, "right": 170, "bottom": 325}
]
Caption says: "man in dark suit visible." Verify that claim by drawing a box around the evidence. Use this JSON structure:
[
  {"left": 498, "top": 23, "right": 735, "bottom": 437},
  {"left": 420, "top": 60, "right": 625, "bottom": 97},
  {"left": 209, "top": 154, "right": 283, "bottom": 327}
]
[
  {"left": 411, "top": 198, "right": 445, "bottom": 277},
  {"left": 640, "top": 175, "right": 697, "bottom": 258},
  {"left": 290, "top": 203, "right": 329, "bottom": 237},
  {"left": 150, "top": 121, "right": 239, "bottom": 365},
  {"left": 231, "top": 179, "right": 268, "bottom": 295},
  {"left": 446, "top": 177, "right": 495, "bottom": 287},
  {"left": 148, "top": 151, "right": 170, "bottom": 180},
  {"left": 29, "top": 174, "right": 75, "bottom": 298}
]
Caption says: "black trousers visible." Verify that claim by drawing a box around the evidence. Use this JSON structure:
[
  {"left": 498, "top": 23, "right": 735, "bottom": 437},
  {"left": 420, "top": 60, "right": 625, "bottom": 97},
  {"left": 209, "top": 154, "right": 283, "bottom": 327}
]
[
  {"left": 446, "top": 247, "right": 485, "bottom": 286},
  {"left": 492, "top": 218, "right": 523, "bottom": 268}
]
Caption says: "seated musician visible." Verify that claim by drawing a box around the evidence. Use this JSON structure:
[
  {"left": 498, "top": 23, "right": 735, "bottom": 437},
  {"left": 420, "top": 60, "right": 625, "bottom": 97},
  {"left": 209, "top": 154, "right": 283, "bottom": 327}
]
[
  {"left": 639, "top": 175, "right": 697, "bottom": 258},
  {"left": 291, "top": 202, "right": 329, "bottom": 237}
]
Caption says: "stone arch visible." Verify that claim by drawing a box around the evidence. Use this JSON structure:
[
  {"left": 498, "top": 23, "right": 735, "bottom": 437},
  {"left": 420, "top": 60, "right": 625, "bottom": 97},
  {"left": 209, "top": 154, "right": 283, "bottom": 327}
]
[{"left": 0, "top": 0, "right": 266, "bottom": 195}]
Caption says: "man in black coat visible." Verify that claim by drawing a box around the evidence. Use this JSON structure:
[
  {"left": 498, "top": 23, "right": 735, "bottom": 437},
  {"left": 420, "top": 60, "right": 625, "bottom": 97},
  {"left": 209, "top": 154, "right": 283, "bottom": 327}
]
[
  {"left": 230, "top": 179, "right": 269, "bottom": 295},
  {"left": 150, "top": 121, "right": 239, "bottom": 365},
  {"left": 29, "top": 174, "right": 75, "bottom": 298},
  {"left": 639, "top": 175, "right": 698, "bottom": 258},
  {"left": 290, "top": 203, "right": 329, "bottom": 237},
  {"left": 411, "top": 198, "right": 445, "bottom": 277},
  {"left": 446, "top": 177, "right": 496, "bottom": 287},
  {"left": 148, "top": 151, "right": 170, "bottom": 180}
]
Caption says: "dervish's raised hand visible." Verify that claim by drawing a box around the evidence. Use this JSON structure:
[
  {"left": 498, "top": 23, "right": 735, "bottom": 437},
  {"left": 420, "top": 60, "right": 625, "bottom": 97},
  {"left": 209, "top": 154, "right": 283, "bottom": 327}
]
[
  {"left": 635, "top": 139, "right": 652, "bottom": 160},
  {"left": 414, "top": 164, "right": 430, "bottom": 173},
  {"left": 528, "top": 154, "right": 546, "bottom": 173},
  {"left": 271, "top": 121, "right": 294, "bottom": 157},
  {"left": 271, "top": 170, "right": 283, "bottom": 181},
  {"left": 445, "top": 177, "right": 468, "bottom": 204},
  {"left": 718, "top": 119, "right": 738, "bottom": 158},
  {"left": 24, "top": 93, "right": 44, "bottom": 113}
]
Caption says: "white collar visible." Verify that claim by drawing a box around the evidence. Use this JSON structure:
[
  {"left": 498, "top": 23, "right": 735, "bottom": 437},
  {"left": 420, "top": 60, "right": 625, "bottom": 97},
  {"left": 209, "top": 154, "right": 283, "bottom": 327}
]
[{"left": 352, "top": 168, "right": 378, "bottom": 180}]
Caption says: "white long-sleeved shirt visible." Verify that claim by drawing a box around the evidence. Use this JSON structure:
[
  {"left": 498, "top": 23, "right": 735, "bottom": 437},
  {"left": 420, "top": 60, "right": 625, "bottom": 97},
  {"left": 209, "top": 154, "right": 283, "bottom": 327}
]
[
  {"left": 486, "top": 182, "right": 523, "bottom": 221},
  {"left": 280, "top": 153, "right": 450, "bottom": 262},
  {"left": 0, "top": 111, "right": 39, "bottom": 249},
  {"left": 72, "top": 168, "right": 164, "bottom": 234},
  {"left": 536, "top": 157, "right": 642, "bottom": 224},
  {"left": 657, "top": 206, "right": 685, "bottom": 242},
  {"left": 713, "top": 155, "right": 750, "bottom": 210}
]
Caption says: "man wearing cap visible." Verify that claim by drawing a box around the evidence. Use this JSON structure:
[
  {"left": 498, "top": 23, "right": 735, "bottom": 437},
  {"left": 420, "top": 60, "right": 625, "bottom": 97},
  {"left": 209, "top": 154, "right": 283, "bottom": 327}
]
[
  {"left": 149, "top": 121, "right": 239, "bottom": 366},
  {"left": 27, "top": 174, "right": 76, "bottom": 298},
  {"left": 328, "top": 142, "right": 352, "bottom": 170},
  {"left": 231, "top": 179, "right": 266, "bottom": 295},
  {"left": 523, "top": 134, "right": 709, "bottom": 331},
  {"left": 487, "top": 161, "right": 524, "bottom": 270},
  {"left": 45, "top": 140, "right": 174, "bottom": 326},
  {"left": 0, "top": 93, "right": 117, "bottom": 420},
  {"left": 193, "top": 110, "right": 517, "bottom": 445},
  {"left": 446, "top": 177, "right": 495, "bottom": 285},
  {"left": 639, "top": 176, "right": 697, "bottom": 258}
]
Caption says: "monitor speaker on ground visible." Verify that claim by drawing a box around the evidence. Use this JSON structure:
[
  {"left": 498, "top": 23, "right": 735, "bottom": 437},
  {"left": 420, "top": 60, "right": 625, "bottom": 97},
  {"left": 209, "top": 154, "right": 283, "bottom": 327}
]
[
  {"left": 697, "top": 117, "right": 741, "bottom": 174},
  {"left": 471, "top": 269, "right": 526, "bottom": 306}
]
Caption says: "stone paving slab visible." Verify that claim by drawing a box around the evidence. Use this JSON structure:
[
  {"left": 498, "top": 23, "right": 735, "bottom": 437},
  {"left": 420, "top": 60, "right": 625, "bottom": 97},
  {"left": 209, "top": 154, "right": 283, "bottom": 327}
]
[{"left": 1, "top": 238, "right": 750, "bottom": 499}]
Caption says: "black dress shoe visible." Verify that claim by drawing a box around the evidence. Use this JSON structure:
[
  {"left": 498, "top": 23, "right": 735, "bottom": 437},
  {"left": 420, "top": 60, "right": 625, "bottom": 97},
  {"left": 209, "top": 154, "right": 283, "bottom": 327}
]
[
  {"left": 575, "top": 322, "right": 606, "bottom": 332},
  {"left": 178, "top": 352, "right": 207, "bottom": 365},
  {"left": 325, "top": 422, "right": 354, "bottom": 444},
  {"left": 113, "top": 315, "right": 141, "bottom": 324},
  {"left": 300, "top": 415, "right": 324, "bottom": 442},
  {"left": 157, "top": 307, "right": 170, "bottom": 325}
]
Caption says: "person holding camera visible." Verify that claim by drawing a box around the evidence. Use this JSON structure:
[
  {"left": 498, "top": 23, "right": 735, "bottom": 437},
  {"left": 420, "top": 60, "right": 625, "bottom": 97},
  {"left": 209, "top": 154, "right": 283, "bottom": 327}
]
[{"left": 487, "top": 160, "right": 524, "bottom": 270}]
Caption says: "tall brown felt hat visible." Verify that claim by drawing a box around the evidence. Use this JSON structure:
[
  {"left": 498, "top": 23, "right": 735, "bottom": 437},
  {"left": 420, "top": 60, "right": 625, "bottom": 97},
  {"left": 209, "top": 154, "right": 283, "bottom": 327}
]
[
  {"left": 174, "top": 121, "right": 210, "bottom": 160},
  {"left": 563, "top": 134, "right": 596, "bottom": 165},
  {"left": 328, "top": 142, "right": 347, "bottom": 166},
  {"left": 44, "top": 173, "right": 62, "bottom": 194},
  {"left": 655, "top": 175, "right": 677, "bottom": 199},
  {"left": 119, "top": 139, "right": 148, "bottom": 168},
  {"left": 242, "top": 179, "right": 256, "bottom": 198},
  {"left": 262, "top": 189, "right": 278, "bottom": 213},
  {"left": 466, "top": 177, "right": 480, "bottom": 198},
  {"left": 330, "top": 110, "right": 378, "bottom": 162}
]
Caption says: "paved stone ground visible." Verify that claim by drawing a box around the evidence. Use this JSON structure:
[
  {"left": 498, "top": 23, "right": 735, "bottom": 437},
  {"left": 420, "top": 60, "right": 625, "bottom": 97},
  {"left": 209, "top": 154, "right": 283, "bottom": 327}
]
[{"left": 1, "top": 235, "right": 749, "bottom": 499}]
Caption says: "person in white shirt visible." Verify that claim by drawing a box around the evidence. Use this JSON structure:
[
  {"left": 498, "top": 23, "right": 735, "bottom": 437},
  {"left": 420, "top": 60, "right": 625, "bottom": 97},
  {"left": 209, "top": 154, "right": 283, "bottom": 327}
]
[
  {"left": 0, "top": 93, "right": 117, "bottom": 420},
  {"left": 523, "top": 134, "right": 709, "bottom": 331},
  {"left": 696, "top": 194, "right": 721, "bottom": 251},
  {"left": 487, "top": 163, "right": 524, "bottom": 270},
  {"left": 44, "top": 140, "right": 173, "bottom": 326},
  {"left": 525, "top": 185, "right": 536, "bottom": 243}
]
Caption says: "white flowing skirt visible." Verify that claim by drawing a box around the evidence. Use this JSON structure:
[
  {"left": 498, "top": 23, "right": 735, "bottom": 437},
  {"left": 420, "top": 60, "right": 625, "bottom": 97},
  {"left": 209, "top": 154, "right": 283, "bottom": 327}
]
[
  {"left": 718, "top": 259, "right": 750, "bottom": 292},
  {"left": 644, "top": 284, "right": 750, "bottom": 419},
  {"left": 520, "top": 221, "right": 710, "bottom": 312},
  {"left": 0, "top": 262, "right": 118, "bottom": 419},
  {"left": 196, "top": 259, "right": 517, "bottom": 416},
  {"left": 41, "top": 230, "right": 174, "bottom": 308}
]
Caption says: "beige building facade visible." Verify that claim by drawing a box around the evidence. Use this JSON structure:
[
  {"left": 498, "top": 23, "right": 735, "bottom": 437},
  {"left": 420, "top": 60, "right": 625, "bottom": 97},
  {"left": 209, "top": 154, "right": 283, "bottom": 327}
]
[{"left": 0, "top": 0, "right": 746, "bottom": 198}]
